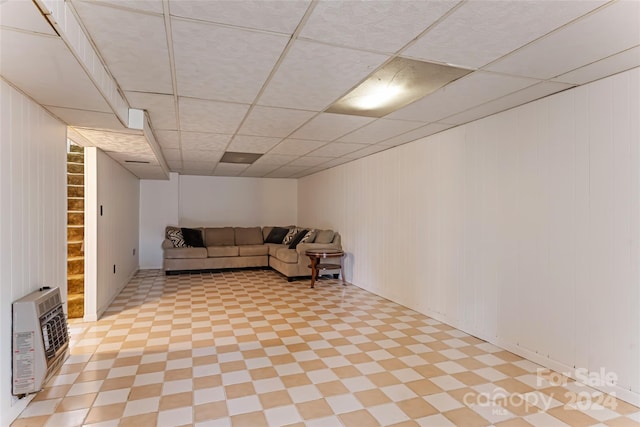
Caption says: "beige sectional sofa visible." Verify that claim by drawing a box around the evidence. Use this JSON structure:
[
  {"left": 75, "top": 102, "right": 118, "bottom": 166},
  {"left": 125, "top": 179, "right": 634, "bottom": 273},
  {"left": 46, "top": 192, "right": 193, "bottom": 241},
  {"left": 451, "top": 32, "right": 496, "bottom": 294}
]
[{"left": 162, "top": 226, "right": 342, "bottom": 281}]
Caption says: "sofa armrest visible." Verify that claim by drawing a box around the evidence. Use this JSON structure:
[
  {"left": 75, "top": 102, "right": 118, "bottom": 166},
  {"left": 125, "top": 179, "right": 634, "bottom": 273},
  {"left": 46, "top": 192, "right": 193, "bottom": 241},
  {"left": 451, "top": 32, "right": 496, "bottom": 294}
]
[
  {"left": 162, "top": 239, "right": 174, "bottom": 250},
  {"left": 295, "top": 242, "right": 341, "bottom": 256}
]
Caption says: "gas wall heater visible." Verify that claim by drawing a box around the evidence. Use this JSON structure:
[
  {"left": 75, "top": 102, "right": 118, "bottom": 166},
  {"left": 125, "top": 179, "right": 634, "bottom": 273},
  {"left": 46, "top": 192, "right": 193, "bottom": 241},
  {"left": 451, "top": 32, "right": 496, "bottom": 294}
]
[{"left": 12, "top": 287, "right": 69, "bottom": 397}]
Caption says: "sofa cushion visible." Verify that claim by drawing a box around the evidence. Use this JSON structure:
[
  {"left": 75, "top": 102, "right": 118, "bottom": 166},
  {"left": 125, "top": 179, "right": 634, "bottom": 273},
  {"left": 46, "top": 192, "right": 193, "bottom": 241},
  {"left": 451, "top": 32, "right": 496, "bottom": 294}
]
[
  {"left": 235, "top": 227, "right": 263, "bottom": 245},
  {"left": 265, "top": 243, "right": 284, "bottom": 256},
  {"left": 164, "top": 247, "right": 208, "bottom": 259},
  {"left": 181, "top": 227, "right": 205, "bottom": 247},
  {"left": 275, "top": 248, "right": 298, "bottom": 264},
  {"left": 238, "top": 245, "right": 269, "bottom": 256},
  {"left": 205, "top": 227, "right": 235, "bottom": 246},
  {"left": 207, "top": 246, "right": 239, "bottom": 257},
  {"left": 265, "top": 226, "right": 289, "bottom": 244},
  {"left": 314, "top": 230, "right": 335, "bottom": 244}
]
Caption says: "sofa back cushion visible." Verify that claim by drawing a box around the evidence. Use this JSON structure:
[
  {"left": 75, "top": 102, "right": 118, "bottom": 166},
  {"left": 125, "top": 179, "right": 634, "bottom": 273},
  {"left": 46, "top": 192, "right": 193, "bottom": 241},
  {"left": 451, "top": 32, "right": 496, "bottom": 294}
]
[
  {"left": 235, "top": 227, "right": 263, "bottom": 246},
  {"left": 205, "top": 227, "right": 235, "bottom": 246},
  {"left": 314, "top": 230, "right": 335, "bottom": 244}
]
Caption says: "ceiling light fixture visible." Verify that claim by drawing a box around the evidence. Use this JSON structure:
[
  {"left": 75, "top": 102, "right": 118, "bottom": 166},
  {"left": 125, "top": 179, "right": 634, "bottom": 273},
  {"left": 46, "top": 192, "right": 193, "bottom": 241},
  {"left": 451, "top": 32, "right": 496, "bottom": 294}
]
[{"left": 327, "top": 57, "right": 472, "bottom": 118}]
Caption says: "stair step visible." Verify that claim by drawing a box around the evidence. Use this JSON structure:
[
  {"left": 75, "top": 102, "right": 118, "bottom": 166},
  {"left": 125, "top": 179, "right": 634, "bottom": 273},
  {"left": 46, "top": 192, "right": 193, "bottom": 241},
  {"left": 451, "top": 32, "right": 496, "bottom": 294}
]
[
  {"left": 69, "top": 145, "right": 84, "bottom": 153},
  {"left": 67, "top": 153, "right": 84, "bottom": 163},
  {"left": 67, "top": 274, "right": 84, "bottom": 294},
  {"left": 67, "top": 174, "right": 84, "bottom": 185},
  {"left": 67, "top": 163, "right": 84, "bottom": 174},
  {"left": 68, "top": 212, "right": 84, "bottom": 226},
  {"left": 67, "top": 294, "right": 84, "bottom": 319}
]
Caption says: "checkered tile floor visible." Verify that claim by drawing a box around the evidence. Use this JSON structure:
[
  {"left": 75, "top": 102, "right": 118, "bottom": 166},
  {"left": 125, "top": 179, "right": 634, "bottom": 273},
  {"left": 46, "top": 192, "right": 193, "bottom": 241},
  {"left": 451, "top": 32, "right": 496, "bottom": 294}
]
[{"left": 12, "top": 269, "right": 640, "bottom": 427}]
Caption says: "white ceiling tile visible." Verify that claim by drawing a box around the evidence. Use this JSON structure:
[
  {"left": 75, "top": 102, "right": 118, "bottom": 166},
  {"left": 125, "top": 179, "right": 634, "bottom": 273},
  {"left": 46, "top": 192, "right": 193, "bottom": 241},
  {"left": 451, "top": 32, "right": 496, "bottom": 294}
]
[
  {"left": 108, "top": 151, "right": 158, "bottom": 165},
  {"left": 289, "top": 113, "right": 374, "bottom": 141},
  {"left": 287, "top": 156, "right": 332, "bottom": 167},
  {"left": 168, "top": 0, "right": 311, "bottom": 35},
  {"left": 74, "top": 129, "right": 152, "bottom": 154},
  {"left": 162, "top": 149, "right": 181, "bottom": 161},
  {"left": 265, "top": 166, "right": 308, "bottom": 178},
  {"left": 338, "top": 118, "right": 426, "bottom": 144},
  {"left": 238, "top": 106, "right": 316, "bottom": 137},
  {"left": 268, "top": 139, "right": 327, "bottom": 156},
  {"left": 378, "top": 123, "right": 455, "bottom": 146},
  {"left": 1, "top": 0, "right": 57, "bottom": 35},
  {"left": 167, "top": 159, "right": 183, "bottom": 169},
  {"left": 240, "top": 164, "right": 281, "bottom": 177},
  {"left": 119, "top": 163, "right": 167, "bottom": 180},
  {"left": 179, "top": 98, "right": 249, "bottom": 133},
  {"left": 403, "top": 0, "right": 606, "bottom": 69},
  {"left": 213, "top": 163, "right": 249, "bottom": 176},
  {"left": 182, "top": 160, "right": 215, "bottom": 172},
  {"left": 486, "top": 0, "right": 640, "bottom": 79},
  {"left": 253, "top": 154, "right": 299, "bottom": 166},
  {"left": 553, "top": 46, "right": 640, "bottom": 85},
  {"left": 84, "top": 0, "right": 164, "bottom": 15},
  {"left": 72, "top": 1, "right": 172, "bottom": 93},
  {"left": 300, "top": 0, "right": 455, "bottom": 53},
  {"left": 172, "top": 19, "right": 289, "bottom": 103},
  {"left": 0, "top": 29, "right": 113, "bottom": 112},
  {"left": 227, "top": 135, "right": 282, "bottom": 154},
  {"left": 155, "top": 130, "right": 180, "bottom": 149},
  {"left": 309, "top": 142, "right": 368, "bottom": 157},
  {"left": 321, "top": 157, "right": 355, "bottom": 169},
  {"left": 344, "top": 144, "right": 390, "bottom": 159},
  {"left": 441, "top": 81, "right": 575, "bottom": 126},
  {"left": 387, "top": 71, "right": 539, "bottom": 122},
  {"left": 125, "top": 91, "right": 177, "bottom": 130},
  {"left": 259, "top": 40, "right": 390, "bottom": 111},
  {"left": 180, "top": 131, "right": 231, "bottom": 151},
  {"left": 45, "top": 106, "right": 124, "bottom": 129},
  {"left": 181, "top": 150, "right": 223, "bottom": 162}
]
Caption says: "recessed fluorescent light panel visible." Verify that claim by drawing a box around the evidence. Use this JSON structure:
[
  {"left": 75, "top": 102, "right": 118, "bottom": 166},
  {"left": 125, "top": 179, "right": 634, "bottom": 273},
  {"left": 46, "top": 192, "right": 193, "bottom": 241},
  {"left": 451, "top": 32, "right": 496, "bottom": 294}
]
[
  {"left": 220, "top": 152, "right": 263, "bottom": 164},
  {"left": 327, "top": 57, "right": 472, "bottom": 118}
]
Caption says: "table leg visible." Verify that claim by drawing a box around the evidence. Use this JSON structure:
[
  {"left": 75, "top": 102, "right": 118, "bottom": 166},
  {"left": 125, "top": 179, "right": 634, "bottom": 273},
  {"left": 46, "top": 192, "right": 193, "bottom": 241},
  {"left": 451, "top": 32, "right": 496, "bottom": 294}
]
[{"left": 310, "top": 256, "right": 317, "bottom": 288}]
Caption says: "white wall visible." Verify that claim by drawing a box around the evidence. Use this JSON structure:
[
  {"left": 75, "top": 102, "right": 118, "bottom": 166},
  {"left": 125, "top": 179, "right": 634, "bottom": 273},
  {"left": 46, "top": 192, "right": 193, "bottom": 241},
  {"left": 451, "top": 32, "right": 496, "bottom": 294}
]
[
  {"left": 0, "top": 80, "right": 67, "bottom": 425},
  {"left": 84, "top": 148, "right": 139, "bottom": 320},
  {"left": 298, "top": 68, "right": 640, "bottom": 405},
  {"left": 139, "top": 174, "right": 297, "bottom": 268}
]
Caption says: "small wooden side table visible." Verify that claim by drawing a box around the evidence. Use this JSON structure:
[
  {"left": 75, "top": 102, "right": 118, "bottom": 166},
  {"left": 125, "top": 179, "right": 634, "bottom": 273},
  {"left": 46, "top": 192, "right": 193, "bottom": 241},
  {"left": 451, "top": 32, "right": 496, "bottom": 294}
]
[{"left": 305, "top": 249, "right": 345, "bottom": 288}]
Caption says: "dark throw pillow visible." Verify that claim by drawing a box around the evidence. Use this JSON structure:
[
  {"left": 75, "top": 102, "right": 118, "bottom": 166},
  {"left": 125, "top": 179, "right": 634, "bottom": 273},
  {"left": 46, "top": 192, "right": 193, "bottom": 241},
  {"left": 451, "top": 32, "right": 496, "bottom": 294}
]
[
  {"left": 288, "top": 229, "right": 309, "bottom": 249},
  {"left": 265, "top": 226, "right": 290, "bottom": 244},
  {"left": 181, "top": 227, "right": 205, "bottom": 247}
]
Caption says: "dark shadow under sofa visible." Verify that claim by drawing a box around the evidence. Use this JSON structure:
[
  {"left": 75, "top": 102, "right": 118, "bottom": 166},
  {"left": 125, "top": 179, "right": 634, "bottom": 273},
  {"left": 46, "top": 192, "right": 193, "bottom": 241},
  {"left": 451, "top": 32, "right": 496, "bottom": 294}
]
[{"left": 162, "top": 226, "right": 342, "bottom": 281}]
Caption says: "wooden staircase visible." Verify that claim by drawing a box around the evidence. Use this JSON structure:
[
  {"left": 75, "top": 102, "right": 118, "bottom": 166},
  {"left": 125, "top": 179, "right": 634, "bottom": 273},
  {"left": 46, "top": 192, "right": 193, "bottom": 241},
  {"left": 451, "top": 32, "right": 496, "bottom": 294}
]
[{"left": 67, "top": 144, "right": 84, "bottom": 318}]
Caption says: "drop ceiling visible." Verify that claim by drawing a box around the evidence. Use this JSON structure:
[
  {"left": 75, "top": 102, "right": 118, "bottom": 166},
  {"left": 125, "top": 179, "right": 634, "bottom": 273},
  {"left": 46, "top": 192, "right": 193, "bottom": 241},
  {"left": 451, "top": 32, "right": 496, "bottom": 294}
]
[{"left": 1, "top": 0, "right": 638, "bottom": 179}]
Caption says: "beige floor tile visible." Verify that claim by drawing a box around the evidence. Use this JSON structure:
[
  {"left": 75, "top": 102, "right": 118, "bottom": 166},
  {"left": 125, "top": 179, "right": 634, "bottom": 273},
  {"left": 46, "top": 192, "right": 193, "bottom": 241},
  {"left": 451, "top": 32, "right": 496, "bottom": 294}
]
[
  {"left": 84, "top": 402, "right": 126, "bottom": 424},
  {"left": 296, "top": 398, "right": 334, "bottom": 420},
  {"left": 355, "top": 389, "right": 392, "bottom": 406},
  {"left": 159, "top": 391, "right": 193, "bottom": 411},
  {"left": 259, "top": 390, "right": 293, "bottom": 409},
  {"left": 55, "top": 393, "right": 96, "bottom": 412},
  {"left": 230, "top": 411, "right": 269, "bottom": 427},
  {"left": 194, "top": 401, "right": 228, "bottom": 422},
  {"left": 118, "top": 412, "right": 158, "bottom": 427},
  {"left": 339, "top": 409, "right": 380, "bottom": 427},
  {"left": 443, "top": 407, "right": 492, "bottom": 427}
]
